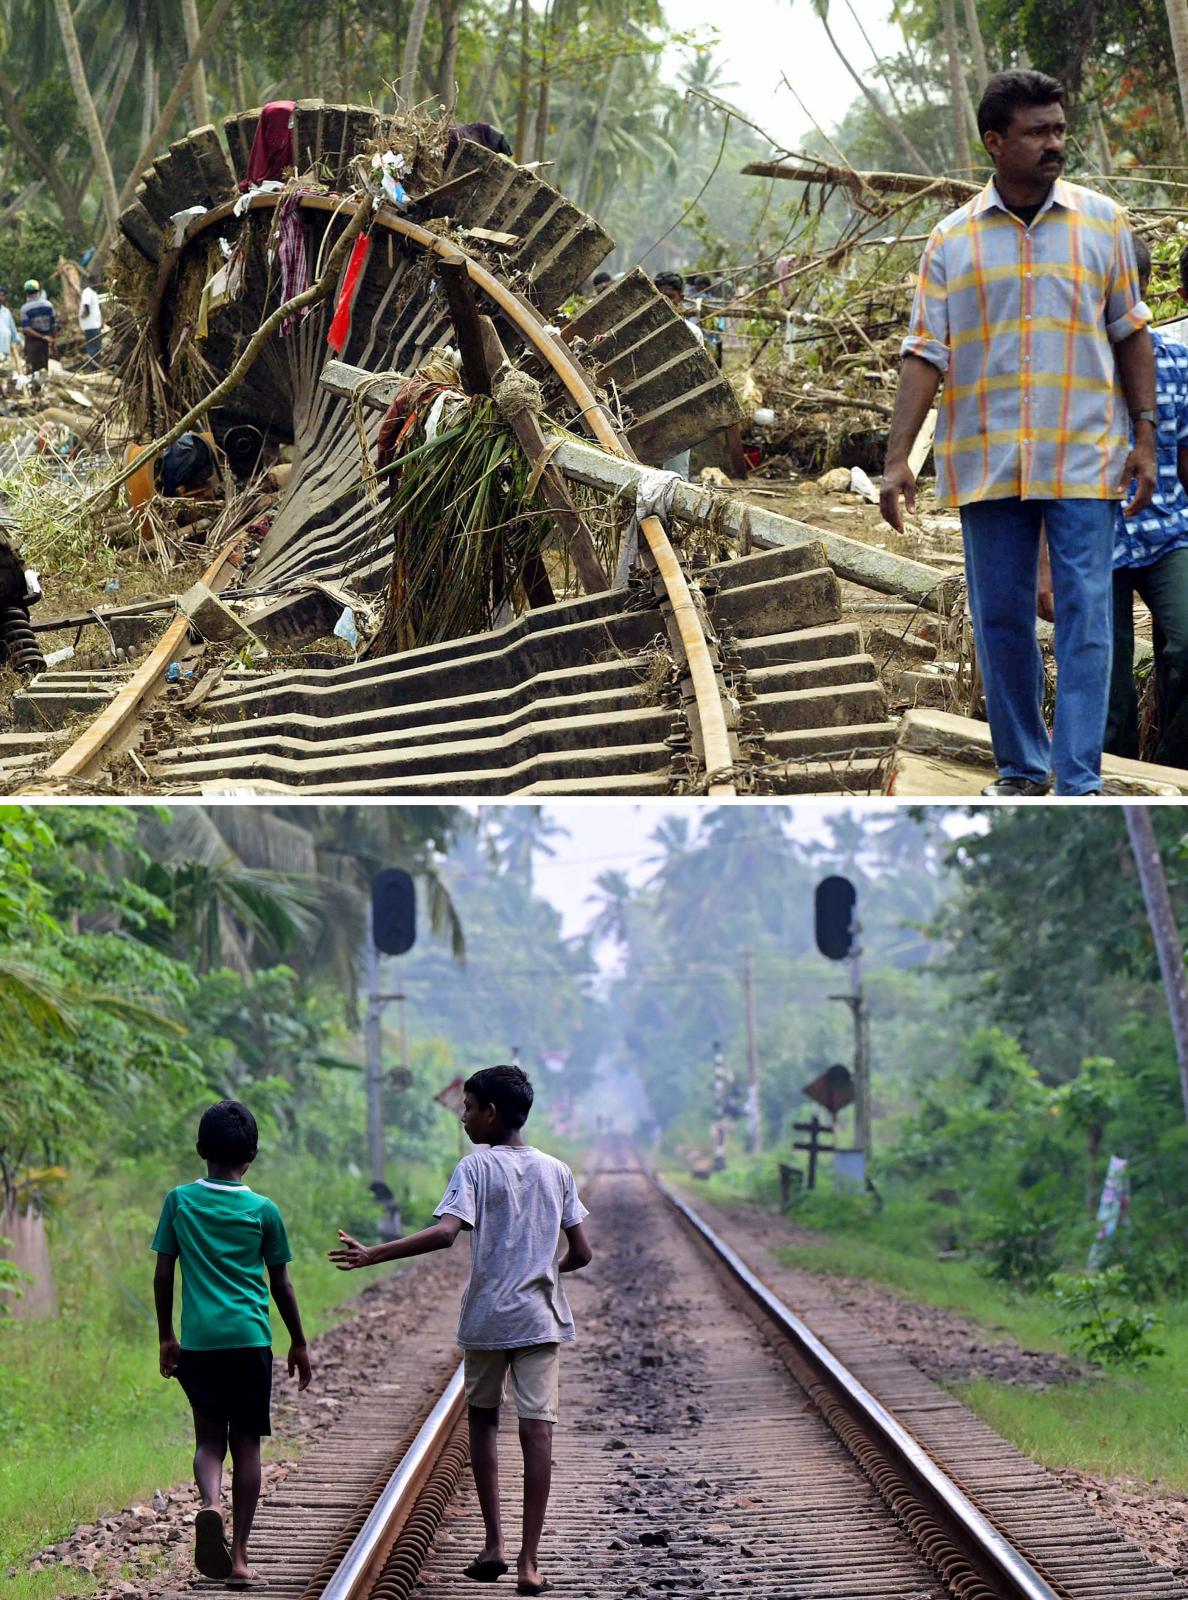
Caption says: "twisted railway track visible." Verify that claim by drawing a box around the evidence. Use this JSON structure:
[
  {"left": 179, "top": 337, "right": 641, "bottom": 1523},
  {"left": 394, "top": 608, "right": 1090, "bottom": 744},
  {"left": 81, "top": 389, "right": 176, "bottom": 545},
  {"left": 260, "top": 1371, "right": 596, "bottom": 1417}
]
[
  {"left": 160, "top": 1161, "right": 1184, "bottom": 1600},
  {"left": 0, "top": 100, "right": 950, "bottom": 799}
]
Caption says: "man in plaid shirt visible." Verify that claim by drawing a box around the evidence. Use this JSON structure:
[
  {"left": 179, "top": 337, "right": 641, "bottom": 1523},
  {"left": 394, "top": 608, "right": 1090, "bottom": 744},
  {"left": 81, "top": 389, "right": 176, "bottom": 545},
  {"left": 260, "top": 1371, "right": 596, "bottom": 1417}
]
[{"left": 881, "top": 70, "right": 1156, "bottom": 797}]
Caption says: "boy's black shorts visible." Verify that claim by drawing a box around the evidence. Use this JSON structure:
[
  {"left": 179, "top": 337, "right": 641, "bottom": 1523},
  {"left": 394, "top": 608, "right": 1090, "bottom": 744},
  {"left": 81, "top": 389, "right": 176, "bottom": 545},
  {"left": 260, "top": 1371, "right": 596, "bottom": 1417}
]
[{"left": 176, "top": 1347, "right": 273, "bottom": 1436}]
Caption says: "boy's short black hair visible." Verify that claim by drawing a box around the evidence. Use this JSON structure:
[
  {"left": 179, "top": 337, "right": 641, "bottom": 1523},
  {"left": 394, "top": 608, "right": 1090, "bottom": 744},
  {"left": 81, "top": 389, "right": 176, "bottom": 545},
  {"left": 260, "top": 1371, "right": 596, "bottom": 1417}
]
[
  {"left": 1133, "top": 233, "right": 1151, "bottom": 281},
  {"left": 197, "top": 1100, "right": 259, "bottom": 1163},
  {"left": 654, "top": 270, "right": 685, "bottom": 295},
  {"left": 977, "top": 69, "right": 1066, "bottom": 139},
  {"left": 464, "top": 1065, "right": 534, "bottom": 1129}
]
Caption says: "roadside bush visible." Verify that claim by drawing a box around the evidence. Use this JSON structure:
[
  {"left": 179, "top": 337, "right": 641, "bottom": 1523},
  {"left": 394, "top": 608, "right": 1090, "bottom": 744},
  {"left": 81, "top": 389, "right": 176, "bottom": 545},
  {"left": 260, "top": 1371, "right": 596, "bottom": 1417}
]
[
  {"left": 1052, "top": 1266, "right": 1164, "bottom": 1369},
  {"left": 976, "top": 1195, "right": 1062, "bottom": 1290}
]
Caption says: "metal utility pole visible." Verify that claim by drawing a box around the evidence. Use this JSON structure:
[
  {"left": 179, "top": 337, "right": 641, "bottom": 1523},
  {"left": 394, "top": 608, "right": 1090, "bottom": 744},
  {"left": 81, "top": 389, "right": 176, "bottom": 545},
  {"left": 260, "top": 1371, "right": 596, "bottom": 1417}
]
[
  {"left": 712, "top": 1040, "right": 727, "bottom": 1171},
  {"left": 849, "top": 919, "right": 872, "bottom": 1163},
  {"left": 743, "top": 948, "right": 761, "bottom": 1154},
  {"left": 1124, "top": 806, "right": 1188, "bottom": 1126},
  {"left": 364, "top": 902, "right": 386, "bottom": 1188}
]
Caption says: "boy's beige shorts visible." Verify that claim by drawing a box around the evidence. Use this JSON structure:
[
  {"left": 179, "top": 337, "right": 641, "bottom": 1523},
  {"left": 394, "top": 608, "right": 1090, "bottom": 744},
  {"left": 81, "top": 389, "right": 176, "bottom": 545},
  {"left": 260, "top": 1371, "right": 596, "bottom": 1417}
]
[{"left": 463, "top": 1343, "right": 560, "bottom": 1422}]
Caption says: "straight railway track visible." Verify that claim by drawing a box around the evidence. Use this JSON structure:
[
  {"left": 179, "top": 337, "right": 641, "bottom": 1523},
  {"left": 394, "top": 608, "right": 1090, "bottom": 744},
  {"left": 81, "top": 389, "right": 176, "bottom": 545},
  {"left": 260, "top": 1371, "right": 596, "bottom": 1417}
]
[{"left": 158, "top": 1162, "right": 1185, "bottom": 1600}]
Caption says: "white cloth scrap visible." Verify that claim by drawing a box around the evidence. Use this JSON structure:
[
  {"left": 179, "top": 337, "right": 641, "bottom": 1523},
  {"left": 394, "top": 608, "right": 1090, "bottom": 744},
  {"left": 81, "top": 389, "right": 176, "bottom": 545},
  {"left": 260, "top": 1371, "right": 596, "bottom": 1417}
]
[{"left": 613, "top": 467, "right": 682, "bottom": 589}]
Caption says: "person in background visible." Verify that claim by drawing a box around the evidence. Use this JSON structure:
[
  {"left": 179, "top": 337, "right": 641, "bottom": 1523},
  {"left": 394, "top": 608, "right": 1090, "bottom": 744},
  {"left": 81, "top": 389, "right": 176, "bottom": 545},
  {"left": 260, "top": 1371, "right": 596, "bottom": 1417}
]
[
  {"left": 1099, "top": 235, "right": 1188, "bottom": 767},
  {"left": 654, "top": 271, "right": 705, "bottom": 480},
  {"left": 880, "top": 69, "right": 1155, "bottom": 797},
  {"left": 688, "top": 272, "right": 724, "bottom": 367},
  {"left": 592, "top": 271, "right": 612, "bottom": 292},
  {"left": 19, "top": 279, "right": 55, "bottom": 388},
  {"left": 0, "top": 288, "right": 21, "bottom": 398},
  {"left": 78, "top": 276, "right": 102, "bottom": 368}
]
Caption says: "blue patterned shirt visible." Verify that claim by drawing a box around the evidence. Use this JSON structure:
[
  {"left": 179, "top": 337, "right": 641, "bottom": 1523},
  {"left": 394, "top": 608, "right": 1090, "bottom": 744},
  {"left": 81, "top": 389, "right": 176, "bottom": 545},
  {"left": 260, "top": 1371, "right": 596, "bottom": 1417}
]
[{"left": 1115, "top": 328, "right": 1188, "bottom": 569}]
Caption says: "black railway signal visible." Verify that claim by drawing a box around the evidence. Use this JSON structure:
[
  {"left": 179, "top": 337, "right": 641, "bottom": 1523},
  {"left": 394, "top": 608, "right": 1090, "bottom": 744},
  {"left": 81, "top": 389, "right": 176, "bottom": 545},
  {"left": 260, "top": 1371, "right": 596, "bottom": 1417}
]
[
  {"left": 815, "top": 875, "right": 857, "bottom": 961},
  {"left": 372, "top": 868, "right": 416, "bottom": 955}
]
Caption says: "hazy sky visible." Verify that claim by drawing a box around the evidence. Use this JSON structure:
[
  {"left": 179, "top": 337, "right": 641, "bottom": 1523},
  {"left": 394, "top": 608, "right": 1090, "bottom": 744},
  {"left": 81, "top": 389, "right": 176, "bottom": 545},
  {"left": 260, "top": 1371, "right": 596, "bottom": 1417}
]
[
  {"left": 529, "top": 801, "right": 898, "bottom": 940},
  {"left": 661, "top": 0, "right": 903, "bottom": 154}
]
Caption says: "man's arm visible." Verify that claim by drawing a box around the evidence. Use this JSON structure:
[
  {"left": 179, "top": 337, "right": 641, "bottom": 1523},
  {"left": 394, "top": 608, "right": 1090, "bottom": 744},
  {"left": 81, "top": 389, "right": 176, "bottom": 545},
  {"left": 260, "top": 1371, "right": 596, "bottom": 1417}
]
[
  {"left": 267, "top": 1262, "right": 313, "bottom": 1390},
  {"left": 328, "top": 1214, "right": 464, "bottom": 1271},
  {"left": 1115, "top": 327, "right": 1157, "bottom": 517},
  {"left": 880, "top": 355, "right": 943, "bottom": 533},
  {"left": 153, "top": 1253, "right": 180, "bottom": 1378},
  {"left": 558, "top": 1221, "right": 592, "bottom": 1273}
]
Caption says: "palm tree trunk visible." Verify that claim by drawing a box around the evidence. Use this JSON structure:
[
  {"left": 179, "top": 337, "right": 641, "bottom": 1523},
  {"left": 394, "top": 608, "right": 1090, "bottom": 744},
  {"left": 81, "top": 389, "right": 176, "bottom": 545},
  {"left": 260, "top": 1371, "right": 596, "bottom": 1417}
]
[
  {"left": 533, "top": 0, "right": 555, "bottom": 162},
  {"left": 114, "top": 0, "right": 236, "bottom": 214},
  {"left": 578, "top": 56, "right": 619, "bottom": 210},
  {"left": 227, "top": 14, "right": 247, "bottom": 113},
  {"left": 514, "top": 0, "right": 531, "bottom": 161},
  {"left": 942, "top": 0, "right": 973, "bottom": 173},
  {"left": 52, "top": 0, "right": 121, "bottom": 233},
  {"left": 477, "top": 0, "right": 518, "bottom": 122},
  {"left": 1166, "top": 0, "right": 1188, "bottom": 141},
  {"left": 0, "top": 65, "right": 85, "bottom": 236},
  {"left": 180, "top": 0, "right": 210, "bottom": 126},
  {"left": 141, "top": 35, "right": 159, "bottom": 150},
  {"left": 842, "top": 0, "right": 909, "bottom": 120},
  {"left": 399, "top": 0, "right": 432, "bottom": 101},
  {"left": 1124, "top": 806, "right": 1188, "bottom": 1127},
  {"left": 961, "top": 0, "right": 990, "bottom": 93},
  {"left": 813, "top": 2, "right": 928, "bottom": 172},
  {"left": 437, "top": 0, "right": 460, "bottom": 105}
]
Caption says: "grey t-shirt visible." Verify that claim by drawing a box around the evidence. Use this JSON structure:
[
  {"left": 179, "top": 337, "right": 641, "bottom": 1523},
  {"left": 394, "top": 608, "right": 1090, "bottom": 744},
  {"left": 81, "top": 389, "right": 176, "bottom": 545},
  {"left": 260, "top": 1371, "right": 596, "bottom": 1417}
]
[{"left": 434, "top": 1145, "right": 588, "bottom": 1350}]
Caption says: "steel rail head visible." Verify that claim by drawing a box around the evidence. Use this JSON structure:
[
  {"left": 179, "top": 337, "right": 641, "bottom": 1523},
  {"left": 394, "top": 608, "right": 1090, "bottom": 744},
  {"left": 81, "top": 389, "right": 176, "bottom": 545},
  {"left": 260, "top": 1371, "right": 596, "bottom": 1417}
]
[
  {"left": 653, "top": 1175, "right": 1064, "bottom": 1600},
  {"left": 319, "top": 1363, "right": 465, "bottom": 1600}
]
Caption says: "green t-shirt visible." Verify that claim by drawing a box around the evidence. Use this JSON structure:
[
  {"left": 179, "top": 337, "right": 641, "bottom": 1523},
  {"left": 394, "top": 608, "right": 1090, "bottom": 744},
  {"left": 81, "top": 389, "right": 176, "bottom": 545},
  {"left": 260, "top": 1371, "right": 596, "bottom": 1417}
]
[{"left": 151, "top": 1179, "right": 291, "bottom": 1351}]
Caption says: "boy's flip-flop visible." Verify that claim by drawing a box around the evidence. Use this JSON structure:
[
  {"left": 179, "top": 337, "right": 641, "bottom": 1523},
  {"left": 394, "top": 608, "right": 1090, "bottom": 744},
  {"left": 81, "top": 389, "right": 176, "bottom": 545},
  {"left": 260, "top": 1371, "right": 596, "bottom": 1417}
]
[
  {"left": 464, "top": 1557, "right": 509, "bottom": 1581},
  {"left": 515, "top": 1583, "right": 551, "bottom": 1595},
  {"left": 194, "top": 1508, "right": 233, "bottom": 1580}
]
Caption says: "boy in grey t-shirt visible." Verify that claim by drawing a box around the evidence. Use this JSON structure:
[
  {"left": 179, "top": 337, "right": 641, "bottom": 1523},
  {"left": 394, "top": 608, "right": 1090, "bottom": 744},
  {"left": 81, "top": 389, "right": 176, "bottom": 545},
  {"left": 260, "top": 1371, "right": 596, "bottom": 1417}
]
[{"left": 330, "top": 1065, "right": 591, "bottom": 1596}]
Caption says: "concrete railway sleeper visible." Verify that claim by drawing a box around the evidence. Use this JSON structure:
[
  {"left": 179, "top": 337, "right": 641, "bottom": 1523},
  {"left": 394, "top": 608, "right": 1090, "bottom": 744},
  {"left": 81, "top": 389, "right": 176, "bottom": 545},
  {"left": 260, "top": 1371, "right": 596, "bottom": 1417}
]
[{"left": 165, "top": 1167, "right": 1184, "bottom": 1600}]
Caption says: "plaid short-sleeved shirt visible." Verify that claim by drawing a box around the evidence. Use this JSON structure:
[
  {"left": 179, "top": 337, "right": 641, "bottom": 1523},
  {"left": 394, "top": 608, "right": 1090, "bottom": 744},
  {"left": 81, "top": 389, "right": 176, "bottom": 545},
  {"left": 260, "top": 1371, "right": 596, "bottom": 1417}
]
[
  {"left": 902, "top": 178, "right": 1150, "bottom": 508},
  {"left": 1114, "top": 329, "right": 1188, "bottom": 570}
]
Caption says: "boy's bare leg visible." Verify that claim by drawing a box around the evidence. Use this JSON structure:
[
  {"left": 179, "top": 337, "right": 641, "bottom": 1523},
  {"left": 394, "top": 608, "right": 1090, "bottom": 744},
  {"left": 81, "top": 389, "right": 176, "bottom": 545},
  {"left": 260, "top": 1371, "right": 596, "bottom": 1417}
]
[
  {"left": 517, "top": 1419, "right": 553, "bottom": 1588},
  {"left": 193, "top": 1412, "right": 227, "bottom": 1509},
  {"left": 468, "top": 1405, "right": 505, "bottom": 1563},
  {"left": 228, "top": 1428, "right": 262, "bottom": 1579}
]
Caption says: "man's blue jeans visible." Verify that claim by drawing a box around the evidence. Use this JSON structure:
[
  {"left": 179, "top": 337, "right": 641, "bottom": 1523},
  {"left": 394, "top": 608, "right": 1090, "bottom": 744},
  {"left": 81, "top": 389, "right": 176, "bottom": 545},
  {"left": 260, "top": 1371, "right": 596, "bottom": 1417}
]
[{"left": 960, "top": 497, "right": 1115, "bottom": 795}]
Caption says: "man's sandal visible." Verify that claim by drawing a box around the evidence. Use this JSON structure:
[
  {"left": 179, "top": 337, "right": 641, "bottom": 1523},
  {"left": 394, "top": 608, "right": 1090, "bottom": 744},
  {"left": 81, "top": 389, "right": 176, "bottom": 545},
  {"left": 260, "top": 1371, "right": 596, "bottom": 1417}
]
[
  {"left": 194, "top": 1509, "right": 233, "bottom": 1580},
  {"left": 464, "top": 1557, "right": 509, "bottom": 1581}
]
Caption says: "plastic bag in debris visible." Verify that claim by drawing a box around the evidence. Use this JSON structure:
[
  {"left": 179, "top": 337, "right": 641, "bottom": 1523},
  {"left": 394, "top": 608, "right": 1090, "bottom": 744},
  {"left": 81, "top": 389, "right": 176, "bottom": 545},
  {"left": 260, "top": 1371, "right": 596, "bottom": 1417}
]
[
  {"left": 849, "top": 466, "right": 879, "bottom": 503},
  {"left": 43, "top": 644, "right": 74, "bottom": 668},
  {"left": 233, "top": 179, "right": 285, "bottom": 218},
  {"left": 24, "top": 569, "right": 41, "bottom": 600},
  {"left": 334, "top": 607, "right": 359, "bottom": 648},
  {"left": 169, "top": 206, "right": 208, "bottom": 247}
]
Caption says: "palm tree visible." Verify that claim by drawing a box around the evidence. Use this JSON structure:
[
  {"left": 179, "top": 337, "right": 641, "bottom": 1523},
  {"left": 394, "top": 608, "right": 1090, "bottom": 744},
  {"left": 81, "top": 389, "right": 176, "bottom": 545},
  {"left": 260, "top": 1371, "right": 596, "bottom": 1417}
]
[
  {"left": 1167, "top": 0, "right": 1188, "bottom": 137},
  {"left": 51, "top": 0, "right": 121, "bottom": 233},
  {"left": 587, "top": 869, "right": 634, "bottom": 948},
  {"left": 492, "top": 808, "right": 571, "bottom": 888},
  {"left": 806, "top": 0, "right": 929, "bottom": 172}
]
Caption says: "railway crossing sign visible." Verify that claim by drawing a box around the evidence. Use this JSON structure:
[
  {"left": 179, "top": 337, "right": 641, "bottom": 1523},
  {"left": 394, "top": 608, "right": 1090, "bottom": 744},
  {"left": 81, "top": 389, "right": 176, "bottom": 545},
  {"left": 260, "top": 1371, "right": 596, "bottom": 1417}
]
[{"left": 802, "top": 1063, "right": 854, "bottom": 1117}]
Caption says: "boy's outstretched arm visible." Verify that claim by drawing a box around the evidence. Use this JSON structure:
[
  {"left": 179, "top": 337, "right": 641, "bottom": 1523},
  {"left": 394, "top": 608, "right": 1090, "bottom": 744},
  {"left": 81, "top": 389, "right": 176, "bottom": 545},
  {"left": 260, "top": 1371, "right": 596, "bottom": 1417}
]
[
  {"left": 153, "top": 1253, "right": 180, "bottom": 1378},
  {"left": 328, "top": 1214, "right": 463, "bottom": 1270},
  {"left": 559, "top": 1222, "right": 592, "bottom": 1273},
  {"left": 267, "top": 1263, "right": 313, "bottom": 1390}
]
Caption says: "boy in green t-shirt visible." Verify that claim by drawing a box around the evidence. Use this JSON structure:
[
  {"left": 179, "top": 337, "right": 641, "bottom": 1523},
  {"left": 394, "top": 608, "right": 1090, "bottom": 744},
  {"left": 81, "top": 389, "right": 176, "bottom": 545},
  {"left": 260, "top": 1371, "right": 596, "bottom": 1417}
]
[{"left": 152, "top": 1100, "right": 312, "bottom": 1586}]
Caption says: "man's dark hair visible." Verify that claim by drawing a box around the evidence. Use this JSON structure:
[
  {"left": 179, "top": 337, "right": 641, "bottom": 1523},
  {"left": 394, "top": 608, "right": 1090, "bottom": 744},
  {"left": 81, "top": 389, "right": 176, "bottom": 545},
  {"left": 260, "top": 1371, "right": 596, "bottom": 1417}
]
[
  {"left": 1132, "top": 234, "right": 1152, "bottom": 281},
  {"left": 593, "top": 272, "right": 612, "bottom": 288},
  {"left": 654, "top": 270, "right": 685, "bottom": 294},
  {"left": 197, "top": 1099, "right": 259, "bottom": 1164},
  {"left": 464, "top": 1065, "right": 534, "bottom": 1129},
  {"left": 977, "top": 70, "right": 1066, "bottom": 139}
]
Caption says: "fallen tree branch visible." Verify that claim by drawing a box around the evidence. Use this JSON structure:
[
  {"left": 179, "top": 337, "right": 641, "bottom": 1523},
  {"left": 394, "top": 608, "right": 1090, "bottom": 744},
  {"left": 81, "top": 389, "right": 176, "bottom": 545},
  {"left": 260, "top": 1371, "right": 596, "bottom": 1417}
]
[
  {"left": 742, "top": 159, "right": 981, "bottom": 208},
  {"left": 86, "top": 193, "right": 374, "bottom": 509}
]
